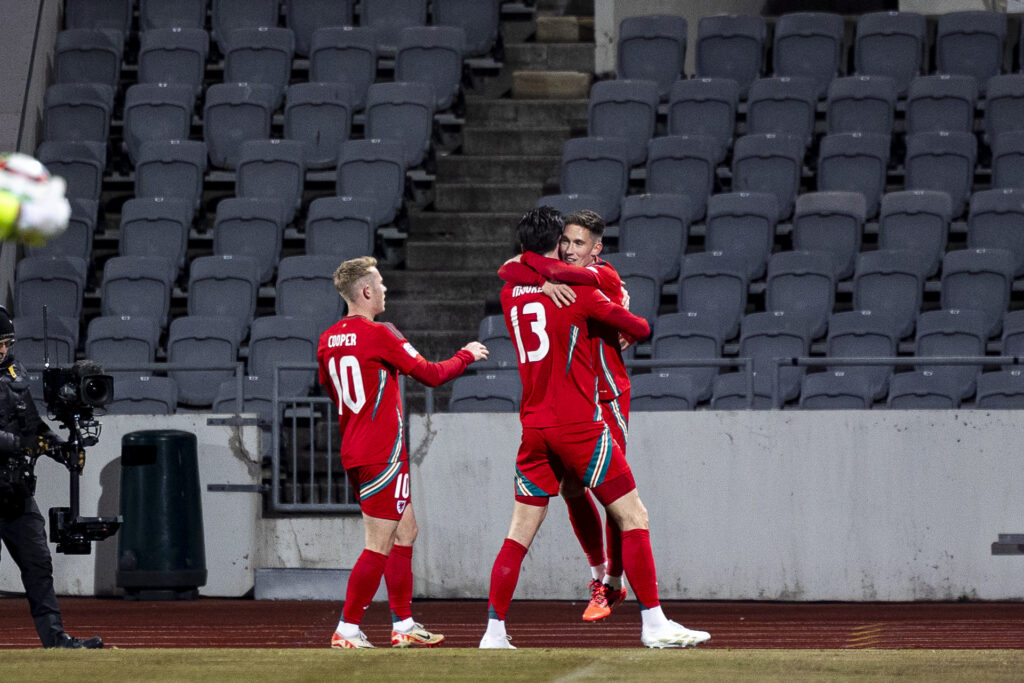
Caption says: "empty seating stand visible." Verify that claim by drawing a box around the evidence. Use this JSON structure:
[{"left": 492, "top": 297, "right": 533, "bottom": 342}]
[{"left": 618, "top": 15, "right": 687, "bottom": 100}]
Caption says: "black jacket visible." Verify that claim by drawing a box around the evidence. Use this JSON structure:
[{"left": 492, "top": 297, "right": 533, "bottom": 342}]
[{"left": 0, "top": 353, "right": 49, "bottom": 456}]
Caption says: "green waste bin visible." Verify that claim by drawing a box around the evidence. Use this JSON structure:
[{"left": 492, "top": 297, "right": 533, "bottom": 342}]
[{"left": 116, "top": 430, "right": 207, "bottom": 600}]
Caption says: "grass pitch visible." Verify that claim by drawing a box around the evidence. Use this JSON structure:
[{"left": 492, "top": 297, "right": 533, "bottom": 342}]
[{"left": 0, "top": 649, "right": 1022, "bottom": 682}]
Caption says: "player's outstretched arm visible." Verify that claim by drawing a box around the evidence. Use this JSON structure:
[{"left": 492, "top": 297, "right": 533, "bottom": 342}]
[
  {"left": 521, "top": 251, "right": 600, "bottom": 287},
  {"left": 586, "top": 292, "right": 651, "bottom": 341},
  {"left": 406, "top": 342, "right": 488, "bottom": 387}
]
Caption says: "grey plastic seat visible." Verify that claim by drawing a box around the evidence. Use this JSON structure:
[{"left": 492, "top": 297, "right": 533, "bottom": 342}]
[
  {"left": 765, "top": 250, "right": 835, "bottom": 340},
  {"left": 905, "top": 75, "right": 978, "bottom": 135},
  {"left": 939, "top": 248, "right": 1014, "bottom": 339},
  {"left": 107, "top": 376, "right": 178, "bottom": 415},
  {"left": 305, "top": 196, "right": 376, "bottom": 259},
  {"left": 35, "top": 141, "right": 106, "bottom": 201},
  {"left": 704, "top": 191, "right": 777, "bottom": 280},
  {"left": 122, "top": 83, "right": 196, "bottom": 166},
  {"left": 138, "top": 28, "right": 210, "bottom": 95},
  {"left": 235, "top": 138, "right": 306, "bottom": 225},
  {"left": 678, "top": 250, "right": 748, "bottom": 341},
  {"left": 852, "top": 249, "right": 924, "bottom": 339},
  {"left": 203, "top": 82, "right": 277, "bottom": 169},
  {"left": 730, "top": 132, "right": 805, "bottom": 221},
  {"left": 915, "top": 308, "right": 988, "bottom": 399},
  {"left": 286, "top": 0, "right": 353, "bottom": 57},
  {"left": 43, "top": 82, "right": 114, "bottom": 144},
  {"left": 361, "top": 0, "right": 428, "bottom": 57},
  {"left": 975, "top": 370, "right": 1024, "bottom": 408},
  {"left": 588, "top": 79, "right": 660, "bottom": 167},
  {"left": 599, "top": 252, "right": 661, "bottom": 324},
  {"left": 968, "top": 188, "right": 1024, "bottom": 277},
  {"left": 825, "top": 75, "right": 897, "bottom": 136},
  {"left": 476, "top": 315, "right": 517, "bottom": 375},
  {"left": 188, "top": 255, "right": 261, "bottom": 339},
  {"left": 140, "top": 0, "right": 207, "bottom": 31},
  {"left": 134, "top": 139, "right": 208, "bottom": 211},
  {"left": 14, "top": 256, "right": 87, "bottom": 321},
  {"left": 992, "top": 130, "right": 1024, "bottom": 190},
  {"left": 771, "top": 11, "right": 844, "bottom": 97},
  {"left": 905, "top": 131, "right": 977, "bottom": 218},
  {"left": 799, "top": 371, "right": 874, "bottom": 409},
  {"left": 826, "top": 309, "right": 899, "bottom": 400},
  {"left": 247, "top": 315, "right": 319, "bottom": 397},
  {"left": 309, "top": 27, "right": 378, "bottom": 111},
  {"left": 65, "top": 0, "right": 131, "bottom": 33},
  {"left": 14, "top": 316, "right": 79, "bottom": 370},
  {"left": 739, "top": 310, "right": 812, "bottom": 405},
  {"left": 119, "top": 197, "right": 193, "bottom": 277},
  {"left": 791, "top": 191, "right": 866, "bottom": 280},
  {"left": 651, "top": 311, "right": 723, "bottom": 403},
  {"left": 395, "top": 25, "right": 465, "bottom": 112},
  {"left": 629, "top": 371, "right": 701, "bottom": 411},
  {"left": 854, "top": 11, "right": 926, "bottom": 96},
  {"left": 666, "top": 78, "right": 738, "bottom": 162},
  {"left": 365, "top": 82, "right": 435, "bottom": 169},
  {"left": 213, "top": 197, "right": 285, "bottom": 283},
  {"left": 984, "top": 74, "right": 1024, "bottom": 145},
  {"left": 223, "top": 27, "right": 296, "bottom": 107},
  {"left": 449, "top": 373, "right": 520, "bottom": 412},
  {"left": 54, "top": 28, "right": 123, "bottom": 88},
  {"left": 336, "top": 139, "right": 407, "bottom": 226},
  {"left": 1001, "top": 309, "right": 1024, "bottom": 358},
  {"left": 27, "top": 198, "right": 97, "bottom": 262},
  {"left": 534, "top": 194, "right": 603, "bottom": 217},
  {"left": 101, "top": 255, "right": 177, "bottom": 327},
  {"left": 618, "top": 193, "right": 691, "bottom": 283},
  {"left": 886, "top": 370, "right": 960, "bottom": 409},
  {"left": 275, "top": 255, "right": 346, "bottom": 333},
  {"left": 935, "top": 11, "right": 1007, "bottom": 91},
  {"left": 878, "top": 190, "right": 953, "bottom": 279},
  {"left": 695, "top": 14, "right": 766, "bottom": 97},
  {"left": 86, "top": 315, "right": 162, "bottom": 378},
  {"left": 815, "top": 132, "right": 890, "bottom": 219},
  {"left": 746, "top": 76, "right": 819, "bottom": 146},
  {"left": 284, "top": 82, "right": 353, "bottom": 170},
  {"left": 710, "top": 371, "right": 773, "bottom": 410},
  {"left": 212, "top": 375, "right": 275, "bottom": 421},
  {"left": 211, "top": 0, "right": 280, "bottom": 53},
  {"left": 432, "top": 0, "right": 501, "bottom": 58},
  {"left": 617, "top": 15, "right": 687, "bottom": 100},
  {"left": 560, "top": 137, "right": 630, "bottom": 223},
  {"left": 645, "top": 134, "right": 718, "bottom": 221},
  {"left": 167, "top": 315, "right": 242, "bottom": 406}
]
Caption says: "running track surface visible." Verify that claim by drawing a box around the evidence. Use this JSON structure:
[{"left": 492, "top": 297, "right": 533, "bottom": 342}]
[{"left": 1, "top": 599, "right": 1023, "bottom": 649}]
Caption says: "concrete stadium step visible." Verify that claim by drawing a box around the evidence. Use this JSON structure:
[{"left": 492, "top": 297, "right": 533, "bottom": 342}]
[
  {"left": 408, "top": 210, "right": 523, "bottom": 240},
  {"left": 513, "top": 70, "right": 591, "bottom": 99},
  {"left": 406, "top": 241, "right": 511, "bottom": 271},
  {"left": 433, "top": 182, "right": 544, "bottom": 212},
  {"left": 536, "top": 15, "right": 595, "bottom": 43},
  {"left": 464, "top": 98, "right": 588, "bottom": 129},
  {"left": 461, "top": 127, "right": 575, "bottom": 156},
  {"left": 383, "top": 270, "right": 502, "bottom": 299},
  {"left": 504, "top": 43, "right": 595, "bottom": 72},
  {"left": 437, "top": 154, "right": 561, "bottom": 183},
  {"left": 383, "top": 299, "right": 487, "bottom": 331}
]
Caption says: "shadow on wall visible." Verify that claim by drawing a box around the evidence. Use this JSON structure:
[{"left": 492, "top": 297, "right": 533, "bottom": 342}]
[{"left": 93, "top": 456, "right": 121, "bottom": 595}]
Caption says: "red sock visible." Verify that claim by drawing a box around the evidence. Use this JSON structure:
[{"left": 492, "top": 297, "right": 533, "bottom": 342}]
[
  {"left": 385, "top": 543, "right": 414, "bottom": 622},
  {"left": 605, "top": 517, "right": 623, "bottom": 578},
  {"left": 564, "top": 491, "right": 606, "bottom": 568},
  {"left": 342, "top": 549, "right": 388, "bottom": 625},
  {"left": 621, "top": 528, "right": 659, "bottom": 609},
  {"left": 487, "top": 538, "right": 528, "bottom": 621}
]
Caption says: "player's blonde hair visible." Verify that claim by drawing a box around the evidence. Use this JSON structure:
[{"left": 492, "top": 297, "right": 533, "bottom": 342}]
[{"left": 333, "top": 256, "right": 378, "bottom": 302}]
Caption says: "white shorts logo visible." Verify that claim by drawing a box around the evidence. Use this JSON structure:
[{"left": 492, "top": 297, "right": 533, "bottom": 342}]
[{"left": 396, "top": 499, "right": 407, "bottom": 515}]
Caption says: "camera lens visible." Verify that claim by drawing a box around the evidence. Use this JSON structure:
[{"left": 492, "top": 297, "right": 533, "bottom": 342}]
[{"left": 80, "top": 376, "right": 113, "bottom": 406}]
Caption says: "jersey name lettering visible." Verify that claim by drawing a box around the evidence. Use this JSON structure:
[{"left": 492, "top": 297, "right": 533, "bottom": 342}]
[{"left": 327, "top": 333, "right": 358, "bottom": 347}]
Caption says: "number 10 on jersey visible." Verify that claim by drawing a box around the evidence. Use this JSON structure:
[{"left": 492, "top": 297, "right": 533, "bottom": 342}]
[{"left": 327, "top": 355, "right": 366, "bottom": 414}]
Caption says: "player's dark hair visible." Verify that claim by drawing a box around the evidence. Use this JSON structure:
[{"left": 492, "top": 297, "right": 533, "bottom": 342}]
[
  {"left": 564, "top": 209, "right": 605, "bottom": 240},
  {"left": 517, "top": 206, "right": 564, "bottom": 254}
]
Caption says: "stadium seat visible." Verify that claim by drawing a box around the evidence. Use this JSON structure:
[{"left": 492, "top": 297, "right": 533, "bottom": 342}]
[
  {"left": 167, "top": 315, "right": 242, "bottom": 407},
  {"left": 361, "top": 0, "right": 429, "bottom": 57},
  {"left": 765, "top": 250, "right": 836, "bottom": 340},
  {"left": 27, "top": 198, "right": 97, "bottom": 262},
  {"left": 816, "top": 132, "right": 890, "bottom": 218},
  {"left": 305, "top": 196, "right": 376, "bottom": 259},
  {"left": 100, "top": 255, "right": 176, "bottom": 327},
  {"left": 54, "top": 28, "right": 123, "bottom": 89},
  {"left": 886, "top": 370, "right": 960, "bottom": 409},
  {"left": 42, "top": 82, "right": 114, "bottom": 144},
  {"left": 1001, "top": 309, "right": 1024, "bottom": 357},
  {"left": 967, "top": 188, "right": 1024, "bottom": 277},
  {"left": 678, "top": 251, "right": 748, "bottom": 342},
  {"left": 284, "top": 82, "right": 354, "bottom": 170},
  {"left": 235, "top": 138, "right": 306, "bottom": 225},
  {"left": 826, "top": 310, "right": 899, "bottom": 401},
  {"left": 86, "top": 315, "right": 162, "bottom": 379},
  {"left": 134, "top": 139, "right": 208, "bottom": 212},
  {"left": 309, "top": 27, "right": 378, "bottom": 111},
  {"left": 791, "top": 191, "right": 867, "bottom": 280},
  {"left": 213, "top": 197, "right": 286, "bottom": 283},
  {"left": 559, "top": 137, "right": 630, "bottom": 223},
  {"left": 746, "top": 76, "right": 819, "bottom": 146},
  {"left": 222, "top": 27, "right": 296, "bottom": 107},
  {"left": 666, "top": 78, "right": 738, "bottom": 162},
  {"left": 651, "top": 311, "right": 723, "bottom": 402},
  {"left": 139, "top": 0, "right": 207, "bottom": 32},
  {"left": 771, "top": 11, "right": 844, "bottom": 97},
  {"left": 588, "top": 79, "right": 660, "bottom": 167},
  {"left": 65, "top": 0, "right": 131, "bottom": 34},
  {"left": 395, "top": 26, "right": 465, "bottom": 112},
  {"left": 336, "top": 139, "right": 407, "bottom": 226},
  {"left": 695, "top": 14, "right": 766, "bottom": 97},
  {"left": 825, "top": 75, "right": 897, "bottom": 136},
  {"left": 854, "top": 10, "right": 926, "bottom": 96},
  {"left": 106, "top": 376, "right": 178, "bottom": 415},
  {"left": 286, "top": 0, "right": 353, "bottom": 57},
  {"left": 738, "top": 310, "right": 812, "bottom": 405},
  {"left": 730, "top": 132, "right": 805, "bottom": 221},
  {"left": 203, "top": 82, "right": 277, "bottom": 169},
  {"left": 15, "top": 316, "right": 79, "bottom": 370},
  {"left": 905, "top": 131, "right": 978, "bottom": 219},
  {"left": 617, "top": 15, "right": 688, "bottom": 100},
  {"left": 915, "top": 308, "right": 988, "bottom": 400},
  {"left": 704, "top": 192, "right": 777, "bottom": 281},
  {"left": 984, "top": 74, "right": 1024, "bottom": 145},
  {"left": 600, "top": 252, "right": 661, "bottom": 324},
  {"left": 476, "top": 315, "right": 517, "bottom": 375},
  {"left": 710, "top": 371, "right": 774, "bottom": 410},
  {"left": 137, "top": 27, "right": 210, "bottom": 95},
  {"left": 877, "top": 190, "right": 953, "bottom": 279},
  {"left": 35, "top": 141, "right": 106, "bottom": 202},
  {"left": 645, "top": 134, "right": 718, "bottom": 221},
  {"left": 211, "top": 0, "right": 280, "bottom": 53},
  {"left": 618, "top": 193, "right": 691, "bottom": 283},
  {"left": 975, "top": 370, "right": 1024, "bottom": 409},
  {"left": 905, "top": 74, "right": 978, "bottom": 135},
  {"left": 629, "top": 371, "right": 701, "bottom": 411},
  {"left": 449, "top": 373, "right": 520, "bottom": 412},
  {"left": 365, "top": 82, "right": 435, "bottom": 169},
  {"left": 247, "top": 316, "right": 319, "bottom": 398},
  {"left": 992, "top": 130, "right": 1024, "bottom": 190},
  {"left": 14, "top": 256, "right": 87, "bottom": 321},
  {"left": 852, "top": 249, "right": 924, "bottom": 340},
  {"left": 212, "top": 375, "right": 275, "bottom": 421},
  {"left": 187, "top": 255, "right": 261, "bottom": 339},
  {"left": 275, "top": 255, "right": 346, "bottom": 333},
  {"left": 534, "top": 194, "right": 603, "bottom": 218},
  {"left": 935, "top": 10, "right": 1007, "bottom": 91},
  {"left": 432, "top": 0, "right": 501, "bottom": 58},
  {"left": 122, "top": 82, "right": 196, "bottom": 166},
  {"left": 798, "top": 371, "right": 874, "bottom": 409},
  {"left": 939, "top": 248, "right": 1014, "bottom": 339}
]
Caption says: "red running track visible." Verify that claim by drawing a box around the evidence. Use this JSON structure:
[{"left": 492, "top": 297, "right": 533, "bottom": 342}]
[{"left": 0, "top": 598, "right": 1022, "bottom": 649}]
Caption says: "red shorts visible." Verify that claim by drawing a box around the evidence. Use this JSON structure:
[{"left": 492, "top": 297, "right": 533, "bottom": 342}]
[
  {"left": 601, "top": 390, "right": 630, "bottom": 454},
  {"left": 514, "top": 421, "right": 634, "bottom": 500},
  {"left": 347, "top": 460, "right": 410, "bottom": 521}
]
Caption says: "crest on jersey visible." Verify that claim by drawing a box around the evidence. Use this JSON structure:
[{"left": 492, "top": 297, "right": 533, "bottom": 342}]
[
  {"left": 396, "top": 499, "right": 407, "bottom": 514},
  {"left": 402, "top": 342, "right": 418, "bottom": 358}
]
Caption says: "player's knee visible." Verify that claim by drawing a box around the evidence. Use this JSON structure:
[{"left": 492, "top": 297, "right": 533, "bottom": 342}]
[{"left": 616, "top": 498, "right": 649, "bottom": 532}]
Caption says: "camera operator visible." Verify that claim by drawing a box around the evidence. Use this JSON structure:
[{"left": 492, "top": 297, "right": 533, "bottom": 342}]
[{"left": 0, "top": 307, "right": 102, "bottom": 649}]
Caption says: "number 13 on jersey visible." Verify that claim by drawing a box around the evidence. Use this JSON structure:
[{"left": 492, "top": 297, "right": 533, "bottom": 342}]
[
  {"left": 510, "top": 302, "right": 549, "bottom": 363},
  {"left": 327, "top": 355, "right": 366, "bottom": 414}
]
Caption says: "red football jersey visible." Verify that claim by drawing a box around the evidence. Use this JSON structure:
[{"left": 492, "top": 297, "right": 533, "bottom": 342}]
[
  {"left": 499, "top": 252, "right": 631, "bottom": 401},
  {"left": 317, "top": 316, "right": 473, "bottom": 469},
  {"left": 500, "top": 280, "right": 649, "bottom": 428}
]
